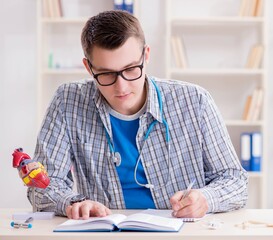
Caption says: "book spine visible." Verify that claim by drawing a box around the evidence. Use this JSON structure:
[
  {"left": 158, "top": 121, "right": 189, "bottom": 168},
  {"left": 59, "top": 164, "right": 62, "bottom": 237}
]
[
  {"left": 114, "top": 0, "right": 124, "bottom": 10},
  {"left": 242, "top": 95, "right": 252, "bottom": 121},
  {"left": 175, "top": 37, "right": 188, "bottom": 69},
  {"left": 251, "top": 132, "right": 262, "bottom": 171},
  {"left": 123, "top": 0, "right": 134, "bottom": 14},
  {"left": 171, "top": 36, "right": 181, "bottom": 68},
  {"left": 240, "top": 133, "right": 251, "bottom": 171}
]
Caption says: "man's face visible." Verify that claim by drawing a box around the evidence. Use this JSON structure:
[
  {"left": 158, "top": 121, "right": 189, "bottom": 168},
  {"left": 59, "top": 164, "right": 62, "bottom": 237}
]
[{"left": 84, "top": 37, "right": 150, "bottom": 115}]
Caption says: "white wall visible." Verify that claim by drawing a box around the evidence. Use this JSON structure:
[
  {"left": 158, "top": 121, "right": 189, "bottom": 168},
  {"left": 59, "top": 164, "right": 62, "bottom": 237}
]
[
  {"left": 0, "top": 0, "right": 272, "bottom": 209},
  {"left": 0, "top": 0, "right": 38, "bottom": 208}
]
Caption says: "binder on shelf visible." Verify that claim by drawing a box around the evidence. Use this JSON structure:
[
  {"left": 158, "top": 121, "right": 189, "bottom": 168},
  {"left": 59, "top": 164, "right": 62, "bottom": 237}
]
[
  {"left": 114, "top": 0, "right": 134, "bottom": 14},
  {"left": 251, "top": 132, "right": 262, "bottom": 172},
  {"left": 123, "top": 0, "right": 134, "bottom": 14},
  {"left": 240, "top": 133, "right": 251, "bottom": 171},
  {"left": 114, "top": 0, "right": 124, "bottom": 10}
]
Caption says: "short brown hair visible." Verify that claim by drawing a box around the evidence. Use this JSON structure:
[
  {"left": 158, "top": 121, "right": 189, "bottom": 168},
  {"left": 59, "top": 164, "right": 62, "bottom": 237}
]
[{"left": 81, "top": 10, "right": 145, "bottom": 59}]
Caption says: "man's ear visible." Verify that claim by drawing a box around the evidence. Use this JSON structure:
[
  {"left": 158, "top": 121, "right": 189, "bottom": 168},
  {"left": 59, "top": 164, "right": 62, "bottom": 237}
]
[
  {"left": 82, "top": 58, "right": 92, "bottom": 75},
  {"left": 145, "top": 45, "right": 151, "bottom": 64}
]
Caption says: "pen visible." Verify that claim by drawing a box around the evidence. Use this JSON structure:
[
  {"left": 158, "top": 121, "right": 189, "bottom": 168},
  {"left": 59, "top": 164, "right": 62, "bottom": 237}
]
[
  {"left": 182, "top": 179, "right": 196, "bottom": 200},
  {"left": 11, "top": 217, "right": 33, "bottom": 229},
  {"left": 172, "top": 179, "right": 196, "bottom": 217}
]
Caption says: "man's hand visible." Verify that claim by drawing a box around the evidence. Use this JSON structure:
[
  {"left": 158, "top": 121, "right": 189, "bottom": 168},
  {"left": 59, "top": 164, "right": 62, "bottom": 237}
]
[
  {"left": 170, "top": 189, "right": 208, "bottom": 218},
  {"left": 66, "top": 200, "right": 111, "bottom": 220}
]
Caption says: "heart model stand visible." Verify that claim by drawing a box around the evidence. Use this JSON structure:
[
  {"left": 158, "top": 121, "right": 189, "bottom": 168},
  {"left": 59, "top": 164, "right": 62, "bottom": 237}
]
[{"left": 12, "top": 148, "right": 55, "bottom": 220}]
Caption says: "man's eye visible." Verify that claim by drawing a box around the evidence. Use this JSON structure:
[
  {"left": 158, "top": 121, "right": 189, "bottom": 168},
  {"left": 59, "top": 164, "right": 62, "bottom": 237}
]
[
  {"left": 101, "top": 72, "right": 116, "bottom": 77},
  {"left": 125, "top": 67, "right": 136, "bottom": 72}
]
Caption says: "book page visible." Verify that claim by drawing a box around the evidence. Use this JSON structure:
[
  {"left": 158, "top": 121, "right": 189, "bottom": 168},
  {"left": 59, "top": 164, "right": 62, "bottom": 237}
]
[
  {"left": 142, "top": 209, "right": 204, "bottom": 222},
  {"left": 118, "top": 212, "right": 183, "bottom": 231},
  {"left": 54, "top": 214, "right": 127, "bottom": 232}
]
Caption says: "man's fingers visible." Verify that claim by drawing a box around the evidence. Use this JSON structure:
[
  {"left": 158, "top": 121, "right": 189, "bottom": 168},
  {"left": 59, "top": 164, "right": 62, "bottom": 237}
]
[
  {"left": 89, "top": 202, "right": 108, "bottom": 217},
  {"left": 171, "top": 190, "right": 209, "bottom": 218},
  {"left": 66, "top": 205, "right": 72, "bottom": 219},
  {"left": 170, "top": 191, "right": 183, "bottom": 211},
  {"left": 80, "top": 202, "right": 92, "bottom": 219},
  {"left": 70, "top": 202, "right": 81, "bottom": 219},
  {"left": 66, "top": 200, "right": 112, "bottom": 220},
  {"left": 170, "top": 190, "right": 193, "bottom": 212}
]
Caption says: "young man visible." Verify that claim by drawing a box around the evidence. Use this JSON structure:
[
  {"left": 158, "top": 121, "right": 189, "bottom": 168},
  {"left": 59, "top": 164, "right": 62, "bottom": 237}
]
[{"left": 29, "top": 10, "right": 248, "bottom": 220}]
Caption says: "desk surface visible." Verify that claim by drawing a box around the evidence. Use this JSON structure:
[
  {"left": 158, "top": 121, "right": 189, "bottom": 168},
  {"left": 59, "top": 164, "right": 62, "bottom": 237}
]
[{"left": 1, "top": 209, "right": 273, "bottom": 240}]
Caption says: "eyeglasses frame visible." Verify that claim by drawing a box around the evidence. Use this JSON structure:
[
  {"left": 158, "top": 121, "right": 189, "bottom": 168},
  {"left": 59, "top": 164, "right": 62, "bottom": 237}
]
[{"left": 85, "top": 47, "right": 146, "bottom": 86}]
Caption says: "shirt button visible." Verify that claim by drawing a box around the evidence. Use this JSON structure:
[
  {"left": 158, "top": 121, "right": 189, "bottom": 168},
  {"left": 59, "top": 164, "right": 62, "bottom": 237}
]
[
  {"left": 155, "top": 192, "right": 160, "bottom": 197},
  {"left": 146, "top": 162, "right": 151, "bottom": 167},
  {"left": 113, "top": 183, "right": 117, "bottom": 188}
]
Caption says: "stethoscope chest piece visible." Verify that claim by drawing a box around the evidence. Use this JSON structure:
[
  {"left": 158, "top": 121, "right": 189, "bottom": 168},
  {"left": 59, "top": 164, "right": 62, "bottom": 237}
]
[{"left": 113, "top": 152, "right": 121, "bottom": 167}]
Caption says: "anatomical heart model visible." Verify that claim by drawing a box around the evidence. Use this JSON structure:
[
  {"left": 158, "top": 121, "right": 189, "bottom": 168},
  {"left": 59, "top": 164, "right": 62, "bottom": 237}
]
[{"left": 12, "top": 148, "right": 50, "bottom": 189}]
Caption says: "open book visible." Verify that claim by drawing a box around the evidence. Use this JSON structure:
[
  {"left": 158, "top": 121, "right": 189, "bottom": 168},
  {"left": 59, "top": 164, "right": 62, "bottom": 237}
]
[{"left": 54, "top": 210, "right": 184, "bottom": 232}]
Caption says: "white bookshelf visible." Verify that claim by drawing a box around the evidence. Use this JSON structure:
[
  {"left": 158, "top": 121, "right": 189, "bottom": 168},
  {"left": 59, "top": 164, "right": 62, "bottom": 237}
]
[
  {"left": 165, "top": 0, "right": 267, "bottom": 208},
  {"left": 37, "top": 0, "right": 139, "bottom": 123}
]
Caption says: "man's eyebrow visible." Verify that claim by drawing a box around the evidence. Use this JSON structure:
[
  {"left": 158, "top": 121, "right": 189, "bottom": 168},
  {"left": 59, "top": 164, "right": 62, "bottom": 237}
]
[{"left": 91, "top": 59, "right": 140, "bottom": 72}]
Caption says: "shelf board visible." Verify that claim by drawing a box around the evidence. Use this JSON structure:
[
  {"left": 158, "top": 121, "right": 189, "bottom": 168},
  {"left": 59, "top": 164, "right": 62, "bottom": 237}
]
[
  {"left": 248, "top": 172, "right": 265, "bottom": 178},
  {"left": 171, "top": 17, "right": 264, "bottom": 26},
  {"left": 43, "top": 68, "right": 89, "bottom": 75},
  {"left": 170, "top": 68, "right": 264, "bottom": 76},
  {"left": 41, "top": 17, "right": 88, "bottom": 24}
]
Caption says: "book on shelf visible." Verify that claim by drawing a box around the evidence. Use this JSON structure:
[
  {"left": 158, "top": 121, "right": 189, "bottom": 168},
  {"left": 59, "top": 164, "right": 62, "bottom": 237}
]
[
  {"left": 240, "top": 132, "right": 262, "bottom": 172},
  {"left": 53, "top": 210, "right": 184, "bottom": 232},
  {"left": 242, "top": 95, "right": 252, "bottom": 121},
  {"left": 239, "top": 0, "right": 263, "bottom": 17},
  {"left": 251, "top": 88, "right": 264, "bottom": 121},
  {"left": 240, "top": 133, "right": 251, "bottom": 171},
  {"left": 170, "top": 36, "right": 188, "bottom": 69},
  {"left": 114, "top": 0, "right": 134, "bottom": 14},
  {"left": 245, "top": 44, "right": 263, "bottom": 69},
  {"left": 254, "top": 0, "right": 264, "bottom": 17},
  {"left": 43, "top": 0, "right": 63, "bottom": 18},
  {"left": 251, "top": 132, "right": 262, "bottom": 171},
  {"left": 243, "top": 88, "right": 263, "bottom": 122}
]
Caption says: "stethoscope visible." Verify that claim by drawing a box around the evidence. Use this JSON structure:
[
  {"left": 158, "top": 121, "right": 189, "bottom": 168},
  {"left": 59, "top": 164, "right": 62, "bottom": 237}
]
[{"left": 105, "top": 79, "right": 171, "bottom": 189}]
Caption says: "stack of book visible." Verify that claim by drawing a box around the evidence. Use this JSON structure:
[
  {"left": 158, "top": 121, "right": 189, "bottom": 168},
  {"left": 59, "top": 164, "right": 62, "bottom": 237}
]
[
  {"left": 240, "top": 132, "right": 262, "bottom": 172},
  {"left": 42, "top": 0, "right": 63, "bottom": 18},
  {"left": 242, "top": 88, "right": 264, "bottom": 122},
  {"left": 239, "top": 0, "right": 264, "bottom": 17},
  {"left": 246, "top": 44, "right": 264, "bottom": 69}
]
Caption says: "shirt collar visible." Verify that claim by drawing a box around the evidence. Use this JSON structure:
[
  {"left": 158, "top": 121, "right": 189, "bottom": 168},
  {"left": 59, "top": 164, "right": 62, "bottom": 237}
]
[{"left": 146, "top": 76, "right": 164, "bottom": 123}]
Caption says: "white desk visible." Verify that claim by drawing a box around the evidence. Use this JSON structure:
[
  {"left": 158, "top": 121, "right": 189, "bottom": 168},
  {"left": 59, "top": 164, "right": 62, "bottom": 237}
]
[{"left": 1, "top": 209, "right": 273, "bottom": 240}]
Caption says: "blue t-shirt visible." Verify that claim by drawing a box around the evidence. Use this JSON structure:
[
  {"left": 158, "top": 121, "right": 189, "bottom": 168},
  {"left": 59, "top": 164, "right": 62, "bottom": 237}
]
[{"left": 110, "top": 114, "right": 155, "bottom": 209}]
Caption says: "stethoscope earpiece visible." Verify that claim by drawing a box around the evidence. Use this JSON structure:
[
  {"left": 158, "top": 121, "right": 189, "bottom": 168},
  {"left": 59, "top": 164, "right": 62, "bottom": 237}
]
[{"left": 113, "top": 152, "right": 121, "bottom": 167}]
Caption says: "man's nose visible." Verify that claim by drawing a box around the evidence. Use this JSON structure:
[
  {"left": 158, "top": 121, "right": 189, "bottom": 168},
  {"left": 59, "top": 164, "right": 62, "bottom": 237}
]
[{"left": 114, "top": 73, "right": 127, "bottom": 87}]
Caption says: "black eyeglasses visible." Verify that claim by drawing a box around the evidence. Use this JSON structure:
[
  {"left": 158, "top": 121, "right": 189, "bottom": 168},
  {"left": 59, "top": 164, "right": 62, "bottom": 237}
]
[{"left": 86, "top": 48, "right": 145, "bottom": 86}]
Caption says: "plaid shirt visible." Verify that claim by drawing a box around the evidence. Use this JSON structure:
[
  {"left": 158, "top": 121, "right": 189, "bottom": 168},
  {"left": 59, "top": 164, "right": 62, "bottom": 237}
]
[{"left": 29, "top": 76, "right": 248, "bottom": 216}]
